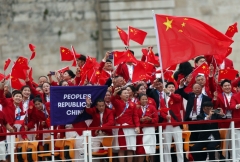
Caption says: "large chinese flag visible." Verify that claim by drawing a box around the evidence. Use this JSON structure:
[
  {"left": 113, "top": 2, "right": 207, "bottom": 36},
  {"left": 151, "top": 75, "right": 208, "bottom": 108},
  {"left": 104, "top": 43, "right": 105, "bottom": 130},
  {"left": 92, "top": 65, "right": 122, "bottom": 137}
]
[
  {"left": 218, "top": 69, "right": 238, "bottom": 81},
  {"left": 154, "top": 15, "right": 233, "bottom": 70}
]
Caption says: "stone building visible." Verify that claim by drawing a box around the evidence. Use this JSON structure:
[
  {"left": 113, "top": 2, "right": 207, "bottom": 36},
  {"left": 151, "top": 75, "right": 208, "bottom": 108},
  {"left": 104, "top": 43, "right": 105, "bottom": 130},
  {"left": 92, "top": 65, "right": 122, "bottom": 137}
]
[{"left": 0, "top": 0, "right": 239, "bottom": 80}]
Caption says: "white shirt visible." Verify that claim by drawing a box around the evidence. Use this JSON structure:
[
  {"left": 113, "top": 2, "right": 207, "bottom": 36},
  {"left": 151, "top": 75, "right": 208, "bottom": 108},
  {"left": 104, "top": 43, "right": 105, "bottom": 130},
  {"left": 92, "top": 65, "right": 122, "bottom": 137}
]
[
  {"left": 189, "top": 94, "right": 202, "bottom": 119},
  {"left": 202, "top": 87, "right": 207, "bottom": 96},
  {"left": 0, "top": 104, "right": 2, "bottom": 111},
  {"left": 99, "top": 112, "right": 103, "bottom": 126},
  {"left": 46, "top": 95, "right": 50, "bottom": 102},
  {"left": 126, "top": 64, "right": 134, "bottom": 80},
  {"left": 23, "top": 99, "right": 29, "bottom": 112},
  {"left": 224, "top": 93, "right": 232, "bottom": 104},
  {"left": 219, "top": 60, "right": 225, "bottom": 69}
]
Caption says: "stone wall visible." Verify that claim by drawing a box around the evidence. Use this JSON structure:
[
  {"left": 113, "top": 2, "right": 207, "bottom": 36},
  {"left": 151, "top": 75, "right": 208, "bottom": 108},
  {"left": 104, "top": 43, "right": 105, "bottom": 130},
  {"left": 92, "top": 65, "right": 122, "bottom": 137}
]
[{"left": 0, "top": 0, "right": 100, "bottom": 79}]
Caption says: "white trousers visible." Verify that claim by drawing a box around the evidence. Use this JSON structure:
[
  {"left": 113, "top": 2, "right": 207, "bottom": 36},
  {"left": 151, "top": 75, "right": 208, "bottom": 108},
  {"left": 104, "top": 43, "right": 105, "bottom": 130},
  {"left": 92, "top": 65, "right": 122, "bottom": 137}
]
[{"left": 163, "top": 125, "right": 183, "bottom": 162}]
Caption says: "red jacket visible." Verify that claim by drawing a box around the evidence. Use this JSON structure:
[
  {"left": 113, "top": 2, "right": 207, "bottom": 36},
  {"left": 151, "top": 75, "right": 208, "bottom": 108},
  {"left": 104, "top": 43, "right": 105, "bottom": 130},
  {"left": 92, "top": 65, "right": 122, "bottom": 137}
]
[
  {"left": 115, "top": 63, "right": 132, "bottom": 82},
  {"left": 111, "top": 96, "right": 140, "bottom": 127},
  {"left": 135, "top": 97, "right": 157, "bottom": 109},
  {"left": 85, "top": 107, "right": 114, "bottom": 136},
  {"left": 230, "top": 92, "right": 240, "bottom": 128},
  {"left": 160, "top": 93, "right": 182, "bottom": 129},
  {"left": 137, "top": 105, "right": 158, "bottom": 125},
  {"left": 213, "top": 93, "right": 232, "bottom": 128},
  {"left": 0, "top": 89, "right": 27, "bottom": 139},
  {"left": 22, "top": 100, "right": 38, "bottom": 130},
  {"left": 26, "top": 81, "right": 48, "bottom": 103}
]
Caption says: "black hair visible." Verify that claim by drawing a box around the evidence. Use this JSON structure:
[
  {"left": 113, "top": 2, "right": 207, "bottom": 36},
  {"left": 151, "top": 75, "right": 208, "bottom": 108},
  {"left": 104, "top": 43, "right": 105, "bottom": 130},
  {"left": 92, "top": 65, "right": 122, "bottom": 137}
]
[
  {"left": 38, "top": 76, "right": 48, "bottom": 80},
  {"left": 59, "top": 80, "right": 68, "bottom": 86},
  {"left": 138, "top": 93, "right": 147, "bottom": 100},
  {"left": 77, "top": 55, "right": 86, "bottom": 61},
  {"left": 33, "top": 96, "right": 43, "bottom": 103},
  {"left": 42, "top": 82, "right": 51, "bottom": 87},
  {"left": 156, "top": 78, "right": 163, "bottom": 83},
  {"left": 106, "top": 59, "right": 112, "bottom": 63},
  {"left": 117, "top": 88, "right": 127, "bottom": 96},
  {"left": 96, "top": 99, "right": 105, "bottom": 104},
  {"left": 136, "top": 84, "right": 145, "bottom": 92},
  {"left": 173, "top": 62, "right": 193, "bottom": 80},
  {"left": 195, "top": 74, "right": 205, "bottom": 80},
  {"left": 165, "top": 82, "right": 175, "bottom": 88},
  {"left": 21, "top": 85, "right": 30, "bottom": 92},
  {"left": 37, "top": 85, "right": 43, "bottom": 89},
  {"left": 220, "top": 79, "right": 231, "bottom": 87},
  {"left": 202, "top": 101, "right": 213, "bottom": 108},
  {"left": 155, "top": 53, "right": 159, "bottom": 56},
  {"left": 194, "top": 56, "right": 206, "bottom": 64},
  {"left": 12, "top": 90, "right": 23, "bottom": 97},
  {"left": 127, "top": 85, "right": 136, "bottom": 93},
  {"left": 64, "top": 69, "right": 76, "bottom": 78}
]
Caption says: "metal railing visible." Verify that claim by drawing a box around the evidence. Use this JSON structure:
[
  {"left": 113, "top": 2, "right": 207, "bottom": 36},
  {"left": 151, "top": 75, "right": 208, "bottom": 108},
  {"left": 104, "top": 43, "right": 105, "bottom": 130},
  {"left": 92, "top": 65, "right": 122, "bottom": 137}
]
[{"left": 2, "top": 119, "right": 240, "bottom": 162}]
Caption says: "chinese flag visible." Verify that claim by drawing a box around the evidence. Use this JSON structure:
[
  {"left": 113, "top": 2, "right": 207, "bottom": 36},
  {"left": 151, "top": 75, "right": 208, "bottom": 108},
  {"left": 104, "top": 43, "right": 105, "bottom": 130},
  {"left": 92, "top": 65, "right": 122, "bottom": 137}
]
[
  {"left": 29, "top": 44, "right": 36, "bottom": 60},
  {"left": 218, "top": 69, "right": 238, "bottom": 81},
  {"left": 225, "top": 22, "right": 238, "bottom": 38},
  {"left": 116, "top": 26, "right": 128, "bottom": 46},
  {"left": 88, "top": 69, "right": 100, "bottom": 84},
  {"left": 58, "top": 66, "right": 70, "bottom": 73},
  {"left": 191, "top": 62, "right": 209, "bottom": 77},
  {"left": 60, "top": 47, "right": 74, "bottom": 61},
  {"left": 98, "top": 70, "right": 110, "bottom": 85},
  {"left": 132, "top": 61, "right": 154, "bottom": 83},
  {"left": 128, "top": 26, "right": 147, "bottom": 45},
  {"left": 124, "top": 50, "right": 138, "bottom": 64},
  {"left": 154, "top": 15, "right": 233, "bottom": 70},
  {"left": 4, "top": 58, "right": 11, "bottom": 71},
  {"left": 15, "top": 56, "right": 29, "bottom": 69},
  {"left": 146, "top": 48, "right": 159, "bottom": 66},
  {"left": 163, "top": 70, "right": 178, "bottom": 87},
  {"left": 11, "top": 77, "right": 24, "bottom": 90},
  {"left": 11, "top": 65, "right": 28, "bottom": 80},
  {"left": 0, "top": 73, "right": 4, "bottom": 82},
  {"left": 113, "top": 51, "right": 125, "bottom": 66}
]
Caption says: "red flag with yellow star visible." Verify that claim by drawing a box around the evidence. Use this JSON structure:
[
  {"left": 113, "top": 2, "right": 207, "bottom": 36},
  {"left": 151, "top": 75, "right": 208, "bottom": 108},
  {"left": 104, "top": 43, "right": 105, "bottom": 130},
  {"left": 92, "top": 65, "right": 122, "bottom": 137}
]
[
  {"left": 60, "top": 47, "right": 74, "bottom": 61},
  {"left": 124, "top": 50, "right": 138, "bottom": 64},
  {"left": 132, "top": 61, "right": 154, "bottom": 83},
  {"left": 10, "top": 76, "right": 25, "bottom": 90},
  {"left": 116, "top": 26, "right": 128, "bottom": 46},
  {"left": 218, "top": 69, "right": 238, "bottom": 81},
  {"left": 225, "top": 22, "right": 238, "bottom": 38},
  {"left": 128, "top": 26, "right": 147, "bottom": 45},
  {"left": 146, "top": 48, "right": 160, "bottom": 66},
  {"left": 58, "top": 66, "right": 70, "bottom": 73},
  {"left": 113, "top": 51, "right": 125, "bottom": 66},
  {"left": 14, "top": 56, "right": 29, "bottom": 70},
  {"left": 191, "top": 62, "right": 209, "bottom": 77},
  {"left": 154, "top": 15, "right": 233, "bottom": 70}
]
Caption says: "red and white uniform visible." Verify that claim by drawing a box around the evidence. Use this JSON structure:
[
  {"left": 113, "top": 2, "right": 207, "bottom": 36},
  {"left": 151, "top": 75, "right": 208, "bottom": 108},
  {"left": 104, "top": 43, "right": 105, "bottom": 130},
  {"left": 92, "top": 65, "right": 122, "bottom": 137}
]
[
  {"left": 136, "top": 105, "right": 158, "bottom": 154},
  {"left": 111, "top": 95, "right": 140, "bottom": 151}
]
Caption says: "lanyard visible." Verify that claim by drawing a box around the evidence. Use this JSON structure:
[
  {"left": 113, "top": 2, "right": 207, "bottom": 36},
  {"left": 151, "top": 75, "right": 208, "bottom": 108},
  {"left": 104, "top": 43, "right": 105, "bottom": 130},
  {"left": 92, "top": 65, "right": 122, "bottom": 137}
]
[
  {"left": 42, "top": 105, "right": 48, "bottom": 118},
  {"left": 222, "top": 93, "right": 232, "bottom": 109},
  {"left": 141, "top": 105, "right": 148, "bottom": 117},
  {"left": 192, "top": 94, "right": 203, "bottom": 115},
  {"left": 115, "top": 102, "right": 129, "bottom": 120}
]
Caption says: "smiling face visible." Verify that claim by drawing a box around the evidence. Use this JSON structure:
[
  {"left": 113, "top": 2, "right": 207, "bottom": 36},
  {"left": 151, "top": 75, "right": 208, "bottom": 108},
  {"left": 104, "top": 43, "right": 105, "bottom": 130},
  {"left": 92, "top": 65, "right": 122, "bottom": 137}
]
[
  {"left": 34, "top": 101, "right": 43, "bottom": 110},
  {"left": 104, "top": 91, "right": 111, "bottom": 102},
  {"left": 22, "top": 87, "right": 31, "bottom": 99},
  {"left": 222, "top": 82, "right": 231, "bottom": 93},
  {"left": 139, "top": 95, "right": 148, "bottom": 106},
  {"left": 13, "top": 93, "right": 23, "bottom": 105},
  {"left": 137, "top": 85, "right": 146, "bottom": 94}
]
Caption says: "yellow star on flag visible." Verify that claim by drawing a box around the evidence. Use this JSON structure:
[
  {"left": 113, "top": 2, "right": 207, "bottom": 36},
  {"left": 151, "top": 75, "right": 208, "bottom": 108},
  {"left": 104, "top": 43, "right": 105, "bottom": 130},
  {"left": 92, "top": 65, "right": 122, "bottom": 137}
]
[
  {"left": 181, "top": 22, "right": 186, "bottom": 27},
  {"left": 163, "top": 17, "right": 173, "bottom": 31},
  {"left": 62, "top": 49, "right": 65, "bottom": 53}
]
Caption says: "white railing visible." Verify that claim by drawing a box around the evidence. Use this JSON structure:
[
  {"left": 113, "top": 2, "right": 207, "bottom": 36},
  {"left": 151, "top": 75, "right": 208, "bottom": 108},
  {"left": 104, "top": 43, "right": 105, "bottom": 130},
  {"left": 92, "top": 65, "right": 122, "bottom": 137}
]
[{"left": 2, "top": 119, "right": 240, "bottom": 162}]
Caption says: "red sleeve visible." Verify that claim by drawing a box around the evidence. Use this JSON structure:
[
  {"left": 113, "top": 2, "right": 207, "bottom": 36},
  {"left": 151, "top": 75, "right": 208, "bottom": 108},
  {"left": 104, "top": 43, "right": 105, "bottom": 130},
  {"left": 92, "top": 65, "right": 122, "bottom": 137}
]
[
  {"left": 27, "top": 107, "right": 38, "bottom": 129},
  {"left": 85, "top": 107, "right": 96, "bottom": 115},
  {"left": 230, "top": 94, "right": 238, "bottom": 110},
  {"left": 0, "top": 89, "right": 8, "bottom": 107},
  {"left": 115, "top": 64, "right": 123, "bottom": 76},
  {"left": 50, "top": 81, "right": 58, "bottom": 86},
  {"left": 75, "top": 77, "right": 81, "bottom": 85},
  {"left": 133, "top": 105, "right": 140, "bottom": 127},
  {"left": 111, "top": 95, "right": 123, "bottom": 110},
  {"left": 99, "top": 61, "right": 105, "bottom": 72},
  {"left": 169, "top": 93, "right": 182, "bottom": 102},
  {"left": 102, "top": 110, "right": 115, "bottom": 127},
  {"left": 209, "top": 77, "right": 216, "bottom": 94},
  {"left": 212, "top": 98, "right": 219, "bottom": 109},
  {"left": 20, "top": 126, "right": 28, "bottom": 140},
  {"left": 160, "top": 111, "right": 168, "bottom": 119},
  {"left": 232, "top": 78, "right": 240, "bottom": 88},
  {"left": 26, "top": 81, "right": 42, "bottom": 97}
]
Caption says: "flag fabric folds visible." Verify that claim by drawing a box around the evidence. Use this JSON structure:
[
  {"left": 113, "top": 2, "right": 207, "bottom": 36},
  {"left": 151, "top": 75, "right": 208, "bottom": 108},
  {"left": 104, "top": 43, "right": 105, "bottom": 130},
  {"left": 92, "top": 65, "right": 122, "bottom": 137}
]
[
  {"left": 154, "top": 14, "right": 233, "bottom": 70},
  {"left": 116, "top": 26, "right": 128, "bottom": 46},
  {"left": 128, "top": 26, "right": 147, "bottom": 45}
]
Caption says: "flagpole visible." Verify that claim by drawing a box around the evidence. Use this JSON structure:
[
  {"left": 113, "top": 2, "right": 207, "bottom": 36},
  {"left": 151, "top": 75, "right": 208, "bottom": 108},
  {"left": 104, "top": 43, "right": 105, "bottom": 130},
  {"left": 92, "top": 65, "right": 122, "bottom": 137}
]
[
  {"left": 152, "top": 11, "right": 168, "bottom": 105},
  {"left": 71, "top": 45, "right": 78, "bottom": 67}
]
